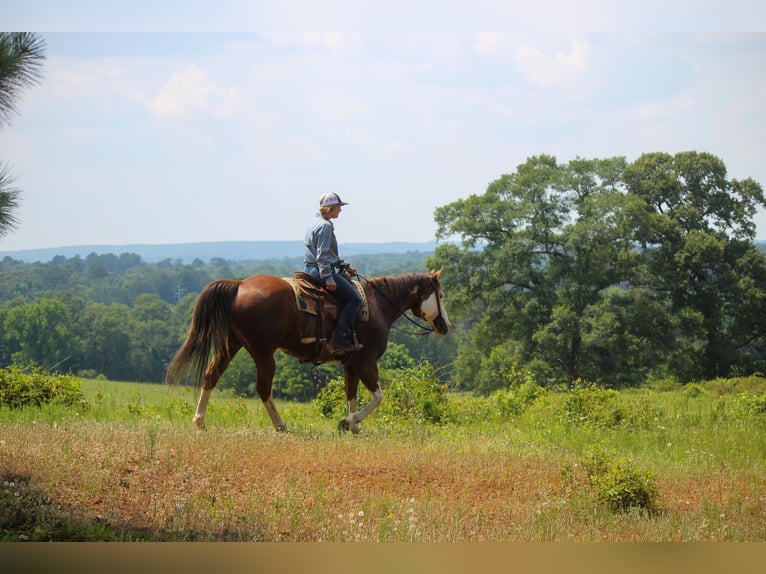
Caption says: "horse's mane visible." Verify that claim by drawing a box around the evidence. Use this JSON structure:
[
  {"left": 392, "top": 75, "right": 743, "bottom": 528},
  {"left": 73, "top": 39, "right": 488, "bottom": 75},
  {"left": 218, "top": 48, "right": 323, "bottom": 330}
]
[{"left": 366, "top": 272, "right": 431, "bottom": 302}]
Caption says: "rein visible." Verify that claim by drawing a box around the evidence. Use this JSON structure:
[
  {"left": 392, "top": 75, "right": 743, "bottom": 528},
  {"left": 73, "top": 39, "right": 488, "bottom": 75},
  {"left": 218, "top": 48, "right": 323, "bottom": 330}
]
[{"left": 355, "top": 272, "right": 435, "bottom": 336}]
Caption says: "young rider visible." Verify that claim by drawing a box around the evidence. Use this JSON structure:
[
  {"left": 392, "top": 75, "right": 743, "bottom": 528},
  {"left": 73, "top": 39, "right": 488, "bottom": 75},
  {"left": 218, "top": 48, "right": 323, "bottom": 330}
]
[{"left": 303, "top": 192, "right": 363, "bottom": 352}]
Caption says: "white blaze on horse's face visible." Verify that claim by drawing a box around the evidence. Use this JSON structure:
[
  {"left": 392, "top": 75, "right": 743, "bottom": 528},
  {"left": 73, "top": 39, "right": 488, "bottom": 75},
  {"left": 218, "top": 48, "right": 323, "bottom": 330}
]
[
  {"left": 419, "top": 278, "right": 451, "bottom": 334},
  {"left": 420, "top": 291, "right": 443, "bottom": 323}
]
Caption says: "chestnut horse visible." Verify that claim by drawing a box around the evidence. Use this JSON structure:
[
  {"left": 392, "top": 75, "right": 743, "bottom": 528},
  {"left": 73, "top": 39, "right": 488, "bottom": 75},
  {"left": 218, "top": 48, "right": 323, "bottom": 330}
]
[{"left": 165, "top": 269, "right": 451, "bottom": 432}]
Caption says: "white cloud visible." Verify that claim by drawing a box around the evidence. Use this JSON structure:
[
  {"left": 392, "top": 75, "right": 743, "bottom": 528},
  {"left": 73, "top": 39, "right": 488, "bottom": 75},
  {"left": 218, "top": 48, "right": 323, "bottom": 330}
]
[
  {"left": 514, "top": 37, "right": 591, "bottom": 87},
  {"left": 148, "top": 64, "right": 240, "bottom": 121},
  {"left": 312, "top": 89, "right": 368, "bottom": 121},
  {"left": 303, "top": 32, "right": 361, "bottom": 51},
  {"left": 50, "top": 59, "right": 123, "bottom": 99},
  {"left": 473, "top": 32, "right": 508, "bottom": 55}
]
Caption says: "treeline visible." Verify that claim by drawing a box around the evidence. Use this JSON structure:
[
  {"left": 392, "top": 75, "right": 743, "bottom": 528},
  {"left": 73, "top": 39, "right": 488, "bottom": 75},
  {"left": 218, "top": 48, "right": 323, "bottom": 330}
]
[
  {"left": 429, "top": 151, "right": 766, "bottom": 392},
  {"left": 0, "top": 251, "right": 430, "bottom": 305},
  {"left": 4, "top": 151, "right": 766, "bottom": 398},
  {"left": 0, "top": 250, "right": 455, "bottom": 399}
]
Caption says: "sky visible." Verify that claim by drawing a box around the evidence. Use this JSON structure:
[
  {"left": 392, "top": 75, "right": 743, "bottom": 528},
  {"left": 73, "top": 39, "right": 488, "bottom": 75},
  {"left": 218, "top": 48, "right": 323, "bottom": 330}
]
[{"left": 2, "top": 2, "right": 766, "bottom": 253}]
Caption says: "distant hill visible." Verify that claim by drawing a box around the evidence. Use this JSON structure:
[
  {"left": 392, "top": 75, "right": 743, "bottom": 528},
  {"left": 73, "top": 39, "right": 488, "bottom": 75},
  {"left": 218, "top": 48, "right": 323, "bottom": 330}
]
[
  {"left": 4, "top": 239, "right": 762, "bottom": 263},
  {"left": 0, "top": 241, "right": 443, "bottom": 264}
]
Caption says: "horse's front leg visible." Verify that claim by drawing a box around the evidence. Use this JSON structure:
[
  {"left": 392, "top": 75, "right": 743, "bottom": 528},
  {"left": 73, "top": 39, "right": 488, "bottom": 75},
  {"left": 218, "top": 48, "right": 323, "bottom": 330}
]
[
  {"left": 339, "top": 363, "right": 383, "bottom": 433},
  {"left": 262, "top": 394, "right": 287, "bottom": 432}
]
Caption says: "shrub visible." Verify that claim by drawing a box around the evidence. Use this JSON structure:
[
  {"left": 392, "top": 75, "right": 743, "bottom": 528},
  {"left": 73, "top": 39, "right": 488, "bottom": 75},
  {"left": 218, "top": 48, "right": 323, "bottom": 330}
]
[
  {"left": 735, "top": 392, "right": 766, "bottom": 420},
  {"left": 316, "top": 363, "right": 453, "bottom": 425},
  {"left": 621, "top": 391, "right": 665, "bottom": 430},
  {"left": 583, "top": 446, "right": 658, "bottom": 513},
  {"left": 315, "top": 377, "right": 348, "bottom": 419},
  {"left": 647, "top": 375, "right": 681, "bottom": 392},
  {"left": 683, "top": 382, "right": 707, "bottom": 398},
  {"left": 378, "top": 363, "right": 452, "bottom": 425},
  {"left": 484, "top": 389, "right": 524, "bottom": 418},
  {"left": 0, "top": 366, "right": 88, "bottom": 410},
  {"left": 563, "top": 380, "right": 624, "bottom": 428},
  {"left": 480, "top": 380, "right": 546, "bottom": 420}
]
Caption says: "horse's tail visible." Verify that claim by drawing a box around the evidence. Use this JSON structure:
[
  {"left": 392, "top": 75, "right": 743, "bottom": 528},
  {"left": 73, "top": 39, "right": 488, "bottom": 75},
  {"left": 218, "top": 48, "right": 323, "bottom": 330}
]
[{"left": 165, "top": 279, "right": 240, "bottom": 388}]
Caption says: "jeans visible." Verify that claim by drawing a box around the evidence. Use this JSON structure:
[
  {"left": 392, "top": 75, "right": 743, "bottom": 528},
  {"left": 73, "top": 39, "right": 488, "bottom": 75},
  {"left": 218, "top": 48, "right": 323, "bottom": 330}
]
[{"left": 304, "top": 266, "right": 362, "bottom": 342}]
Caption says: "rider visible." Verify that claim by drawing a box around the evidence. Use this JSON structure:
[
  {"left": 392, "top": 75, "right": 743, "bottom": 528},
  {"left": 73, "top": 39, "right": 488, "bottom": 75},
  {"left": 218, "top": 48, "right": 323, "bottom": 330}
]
[{"left": 304, "top": 192, "right": 363, "bottom": 352}]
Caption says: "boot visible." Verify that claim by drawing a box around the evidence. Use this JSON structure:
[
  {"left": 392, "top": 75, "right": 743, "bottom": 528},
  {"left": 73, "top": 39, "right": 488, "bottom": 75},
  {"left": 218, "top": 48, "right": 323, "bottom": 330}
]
[{"left": 332, "top": 322, "right": 362, "bottom": 353}]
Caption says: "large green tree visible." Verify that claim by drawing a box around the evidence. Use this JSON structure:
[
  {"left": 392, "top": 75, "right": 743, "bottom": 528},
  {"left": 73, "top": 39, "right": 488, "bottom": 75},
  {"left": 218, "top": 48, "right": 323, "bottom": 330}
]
[
  {"left": 623, "top": 151, "right": 766, "bottom": 379},
  {"left": 0, "top": 32, "right": 46, "bottom": 239},
  {"left": 432, "top": 152, "right": 766, "bottom": 391}
]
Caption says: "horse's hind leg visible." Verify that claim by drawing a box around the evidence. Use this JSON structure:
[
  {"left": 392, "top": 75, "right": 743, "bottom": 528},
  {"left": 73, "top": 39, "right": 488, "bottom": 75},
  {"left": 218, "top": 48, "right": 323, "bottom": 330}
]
[
  {"left": 194, "top": 341, "right": 241, "bottom": 430},
  {"left": 194, "top": 387, "right": 213, "bottom": 431},
  {"left": 252, "top": 350, "right": 287, "bottom": 432}
]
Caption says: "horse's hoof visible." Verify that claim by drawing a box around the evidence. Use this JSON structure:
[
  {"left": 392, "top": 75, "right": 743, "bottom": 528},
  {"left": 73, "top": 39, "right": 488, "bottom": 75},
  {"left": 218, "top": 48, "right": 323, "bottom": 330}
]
[{"left": 338, "top": 419, "right": 360, "bottom": 434}]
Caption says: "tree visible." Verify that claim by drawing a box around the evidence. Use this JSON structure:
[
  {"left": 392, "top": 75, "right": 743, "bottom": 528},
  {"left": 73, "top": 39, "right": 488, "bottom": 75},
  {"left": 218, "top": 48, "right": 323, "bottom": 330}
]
[
  {"left": 434, "top": 155, "right": 637, "bottom": 389},
  {"left": 624, "top": 151, "right": 766, "bottom": 380},
  {"left": 128, "top": 294, "right": 176, "bottom": 381},
  {"left": 0, "top": 32, "right": 46, "bottom": 239},
  {"left": 0, "top": 163, "right": 20, "bottom": 239},
  {"left": 79, "top": 302, "right": 133, "bottom": 380},
  {"left": 3, "top": 298, "right": 82, "bottom": 371},
  {"left": 433, "top": 152, "right": 766, "bottom": 390}
]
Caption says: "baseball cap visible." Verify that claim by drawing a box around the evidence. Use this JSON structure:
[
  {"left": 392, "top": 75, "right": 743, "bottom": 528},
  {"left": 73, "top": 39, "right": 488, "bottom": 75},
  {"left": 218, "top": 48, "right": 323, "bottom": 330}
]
[{"left": 319, "top": 192, "right": 348, "bottom": 207}]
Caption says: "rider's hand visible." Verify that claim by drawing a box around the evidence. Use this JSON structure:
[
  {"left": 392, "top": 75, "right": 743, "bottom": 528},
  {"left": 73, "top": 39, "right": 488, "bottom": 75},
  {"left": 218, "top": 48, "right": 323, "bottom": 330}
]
[
  {"left": 326, "top": 282, "right": 337, "bottom": 291},
  {"left": 347, "top": 265, "right": 358, "bottom": 277}
]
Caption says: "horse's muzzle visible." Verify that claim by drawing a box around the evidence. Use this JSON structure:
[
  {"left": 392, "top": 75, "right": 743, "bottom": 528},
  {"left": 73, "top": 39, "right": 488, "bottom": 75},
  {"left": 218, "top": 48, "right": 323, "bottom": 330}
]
[{"left": 433, "top": 315, "right": 451, "bottom": 335}]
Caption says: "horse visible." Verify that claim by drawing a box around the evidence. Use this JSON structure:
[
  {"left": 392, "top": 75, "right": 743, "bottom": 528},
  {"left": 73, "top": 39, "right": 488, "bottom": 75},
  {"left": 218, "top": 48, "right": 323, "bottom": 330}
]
[{"left": 165, "top": 269, "right": 451, "bottom": 432}]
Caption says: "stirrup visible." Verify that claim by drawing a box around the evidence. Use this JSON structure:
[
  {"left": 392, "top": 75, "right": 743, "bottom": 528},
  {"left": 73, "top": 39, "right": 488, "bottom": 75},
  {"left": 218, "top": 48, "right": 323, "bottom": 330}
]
[
  {"left": 332, "top": 341, "right": 363, "bottom": 353},
  {"left": 332, "top": 334, "right": 363, "bottom": 353}
]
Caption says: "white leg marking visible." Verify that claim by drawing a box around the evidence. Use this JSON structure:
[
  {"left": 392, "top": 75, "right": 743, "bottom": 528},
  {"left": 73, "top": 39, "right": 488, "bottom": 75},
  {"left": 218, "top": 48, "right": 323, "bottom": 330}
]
[
  {"left": 344, "top": 387, "right": 383, "bottom": 430},
  {"left": 347, "top": 396, "right": 358, "bottom": 417},
  {"left": 263, "top": 395, "right": 287, "bottom": 432},
  {"left": 193, "top": 387, "right": 213, "bottom": 430},
  {"left": 345, "top": 396, "right": 360, "bottom": 433}
]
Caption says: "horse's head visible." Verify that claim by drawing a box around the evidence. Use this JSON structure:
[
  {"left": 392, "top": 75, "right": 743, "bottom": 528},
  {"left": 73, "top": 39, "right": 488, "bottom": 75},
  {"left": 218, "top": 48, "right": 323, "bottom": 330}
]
[{"left": 413, "top": 268, "right": 451, "bottom": 335}]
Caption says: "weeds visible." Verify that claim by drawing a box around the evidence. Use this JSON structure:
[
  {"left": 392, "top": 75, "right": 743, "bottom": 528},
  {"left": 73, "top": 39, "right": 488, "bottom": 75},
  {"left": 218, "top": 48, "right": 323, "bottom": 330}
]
[
  {"left": 582, "top": 446, "right": 659, "bottom": 513},
  {"left": 0, "top": 371, "right": 764, "bottom": 541}
]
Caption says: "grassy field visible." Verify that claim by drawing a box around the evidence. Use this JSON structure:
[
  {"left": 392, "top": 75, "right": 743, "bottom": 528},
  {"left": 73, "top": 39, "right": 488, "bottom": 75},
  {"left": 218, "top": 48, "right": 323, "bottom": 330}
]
[{"left": 1, "top": 374, "right": 765, "bottom": 542}]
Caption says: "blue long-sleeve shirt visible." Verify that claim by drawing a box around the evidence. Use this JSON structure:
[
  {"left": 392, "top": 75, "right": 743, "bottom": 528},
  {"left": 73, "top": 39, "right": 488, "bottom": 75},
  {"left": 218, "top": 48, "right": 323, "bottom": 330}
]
[{"left": 304, "top": 213, "right": 345, "bottom": 285}]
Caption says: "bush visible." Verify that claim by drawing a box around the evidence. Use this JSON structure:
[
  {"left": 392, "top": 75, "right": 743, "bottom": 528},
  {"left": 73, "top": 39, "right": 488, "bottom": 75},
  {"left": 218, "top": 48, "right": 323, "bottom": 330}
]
[
  {"left": 315, "top": 363, "right": 453, "bottom": 425},
  {"left": 480, "top": 380, "right": 546, "bottom": 420},
  {"left": 0, "top": 366, "right": 88, "bottom": 410},
  {"left": 735, "top": 392, "right": 766, "bottom": 420},
  {"left": 378, "top": 363, "right": 452, "bottom": 425},
  {"left": 583, "top": 446, "right": 658, "bottom": 513},
  {"left": 683, "top": 382, "right": 707, "bottom": 398},
  {"left": 315, "top": 377, "right": 347, "bottom": 419},
  {"left": 647, "top": 375, "right": 681, "bottom": 392},
  {"left": 563, "top": 380, "right": 625, "bottom": 428}
]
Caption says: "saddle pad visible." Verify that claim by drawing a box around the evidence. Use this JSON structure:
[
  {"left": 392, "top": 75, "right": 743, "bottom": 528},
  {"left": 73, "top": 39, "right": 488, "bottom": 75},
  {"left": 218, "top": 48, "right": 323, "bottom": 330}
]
[{"left": 284, "top": 276, "right": 368, "bottom": 321}]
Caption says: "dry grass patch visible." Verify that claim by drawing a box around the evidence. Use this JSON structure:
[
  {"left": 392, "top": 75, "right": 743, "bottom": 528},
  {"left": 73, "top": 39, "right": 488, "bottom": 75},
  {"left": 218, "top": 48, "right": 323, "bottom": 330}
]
[{"left": 2, "top": 417, "right": 763, "bottom": 541}]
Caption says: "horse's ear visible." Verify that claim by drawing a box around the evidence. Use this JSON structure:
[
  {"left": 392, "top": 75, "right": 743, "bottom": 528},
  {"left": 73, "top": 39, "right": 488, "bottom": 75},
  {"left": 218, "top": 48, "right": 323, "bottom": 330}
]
[{"left": 429, "top": 267, "right": 443, "bottom": 279}]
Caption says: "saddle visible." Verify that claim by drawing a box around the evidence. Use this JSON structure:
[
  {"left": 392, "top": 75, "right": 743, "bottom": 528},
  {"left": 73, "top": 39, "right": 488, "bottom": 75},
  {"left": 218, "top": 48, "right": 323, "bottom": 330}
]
[{"left": 284, "top": 272, "right": 368, "bottom": 361}]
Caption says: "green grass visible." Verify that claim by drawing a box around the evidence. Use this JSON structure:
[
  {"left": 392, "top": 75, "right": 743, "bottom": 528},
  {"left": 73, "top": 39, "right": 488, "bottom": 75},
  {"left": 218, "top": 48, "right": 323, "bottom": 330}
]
[{"left": 1, "top": 374, "right": 764, "bottom": 541}]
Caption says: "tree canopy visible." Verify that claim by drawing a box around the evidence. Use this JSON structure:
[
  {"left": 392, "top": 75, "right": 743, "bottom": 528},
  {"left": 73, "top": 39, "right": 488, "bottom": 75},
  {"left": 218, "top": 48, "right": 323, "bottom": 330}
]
[
  {"left": 0, "top": 250, "right": 455, "bottom": 398},
  {"left": 430, "top": 152, "right": 766, "bottom": 391}
]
